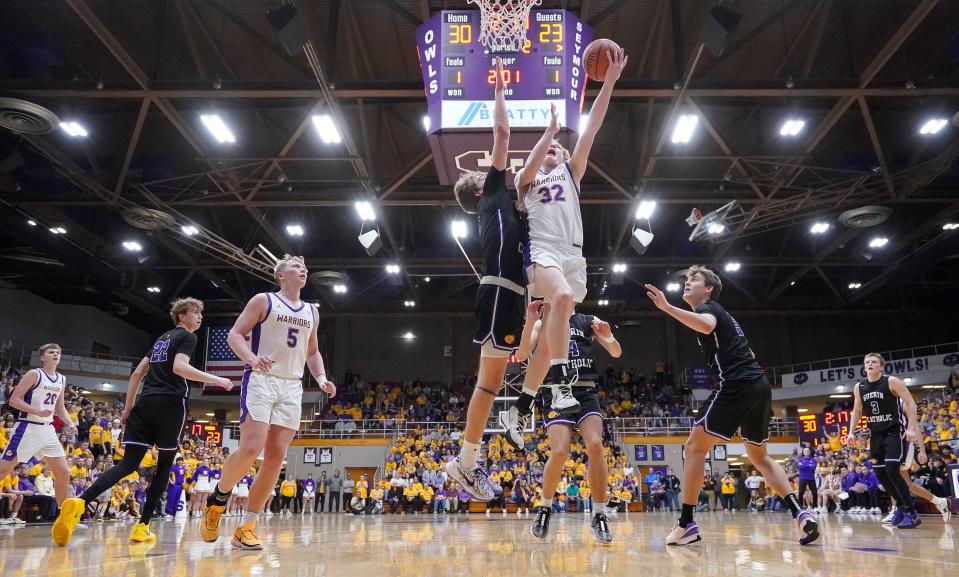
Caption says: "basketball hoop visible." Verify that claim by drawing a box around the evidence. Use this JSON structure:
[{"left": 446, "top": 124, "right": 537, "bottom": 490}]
[{"left": 468, "top": 0, "right": 542, "bottom": 53}]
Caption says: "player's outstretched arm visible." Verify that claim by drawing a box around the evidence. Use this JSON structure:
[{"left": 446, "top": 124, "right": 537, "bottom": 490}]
[
  {"left": 8, "top": 370, "right": 47, "bottom": 418},
  {"left": 889, "top": 376, "right": 919, "bottom": 442},
  {"left": 119, "top": 357, "right": 149, "bottom": 425},
  {"left": 515, "top": 301, "right": 545, "bottom": 361},
  {"left": 515, "top": 103, "right": 560, "bottom": 191},
  {"left": 306, "top": 304, "right": 336, "bottom": 398},
  {"left": 569, "top": 48, "right": 627, "bottom": 182},
  {"left": 591, "top": 318, "right": 622, "bottom": 358},
  {"left": 644, "top": 283, "right": 716, "bottom": 335},
  {"left": 491, "top": 57, "right": 509, "bottom": 171},
  {"left": 847, "top": 384, "right": 863, "bottom": 445},
  {"left": 173, "top": 353, "right": 233, "bottom": 390}
]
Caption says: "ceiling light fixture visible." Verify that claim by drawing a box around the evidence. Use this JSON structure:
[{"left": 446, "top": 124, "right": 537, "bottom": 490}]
[
  {"left": 810, "top": 222, "right": 830, "bottom": 234},
  {"left": 779, "top": 119, "right": 805, "bottom": 137},
  {"left": 122, "top": 241, "right": 142, "bottom": 252},
  {"left": 670, "top": 114, "right": 698, "bottom": 144},
  {"left": 450, "top": 220, "right": 468, "bottom": 239},
  {"left": 199, "top": 114, "right": 235, "bottom": 143},
  {"left": 59, "top": 121, "right": 89, "bottom": 138},
  {"left": 724, "top": 262, "right": 741, "bottom": 272},
  {"left": 918, "top": 118, "right": 948, "bottom": 135},
  {"left": 354, "top": 201, "right": 376, "bottom": 221},
  {"left": 386, "top": 264, "right": 401, "bottom": 274},
  {"left": 868, "top": 237, "right": 889, "bottom": 248},
  {"left": 612, "top": 263, "right": 627, "bottom": 273},
  {"left": 286, "top": 224, "right": 304, "bottom": 237},
  {"left": 312, "top": 114, "right": 342, "bottom": 144},
  {"left": 181, "top": 225, "right": 199, "bottom": 236},
  {"left": 635, "top": 200, "right": 656, "bottom": 220}
]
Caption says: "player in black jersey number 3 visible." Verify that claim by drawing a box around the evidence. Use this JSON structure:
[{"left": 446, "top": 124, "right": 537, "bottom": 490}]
[
  {"left": 645, "top": 266, "right": 819, "bottom": 546},
  {"left": 848, "top": 352, "right": 923, "bottom": 529}
]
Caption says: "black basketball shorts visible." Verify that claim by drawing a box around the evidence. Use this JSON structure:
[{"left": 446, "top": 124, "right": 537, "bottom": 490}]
[
  {"left": 540, "top": 386, "right": 603, "bottom": 429},
  {"left": 473, "top": 283, "right": 525, "bottom": 357},
  {"left": 695, "top": 375, "right": 772, "bottom": 445},
  {"left": 122, "top": 395, "right": 188, "bottom": 452},
  {"left": 869, "top": 426, "right": 911, "bottom": 467}
]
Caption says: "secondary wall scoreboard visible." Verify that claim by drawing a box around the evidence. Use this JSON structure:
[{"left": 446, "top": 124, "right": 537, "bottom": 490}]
[
  {"left": 416, "top": 10, "right": 592, "bottom": 184},
  {"left": 798, "top": 409, "right": 869, "bottom": 445},
  {"left": 188, "top": 421, "right": 223, "bottom": 447}
]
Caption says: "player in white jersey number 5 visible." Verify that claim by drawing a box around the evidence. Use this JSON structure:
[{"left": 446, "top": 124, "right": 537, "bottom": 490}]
[
  {"left": 0, "top": 343, "right": 75, "bottom": 523},
  {"left": 507, "top": 48, "right": 627, "bottom": 428},
  {"left": 201, "top": 255, "right": 336, "bottom": 550}
]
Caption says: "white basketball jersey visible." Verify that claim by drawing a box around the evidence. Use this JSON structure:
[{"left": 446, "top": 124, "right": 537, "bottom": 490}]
[
  {"left": 249, "top": 293, "right": 315, "bottom": 380},
  {"left": 23, "top": 368, "right": 65, "bottom": 424},
  {"left": 517, "top": 162, "right": 583, "bottom": 247}
]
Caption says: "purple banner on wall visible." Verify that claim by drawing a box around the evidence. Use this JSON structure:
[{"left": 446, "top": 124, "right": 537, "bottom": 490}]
[
  {"left": 634, "top": 445, "right": 648, "bottom": 462},
  {"left": 651, "top": 445, "right": 665, "bottom": 461}
]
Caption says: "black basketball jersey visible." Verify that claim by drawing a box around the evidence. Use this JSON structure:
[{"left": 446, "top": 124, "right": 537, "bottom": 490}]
[
  {"left": 140, "top": 326, "right": 198, "bottom": 398},
  {"left": 478, "top": 167, "right": 527, "bottom": 286},
  {"left": 694, "top": 300, "right": 763, "bottom": 385},
  {"left": 857, "top": 375, "right": 904, "bottom": 432},
  {"left": 567, "top": 313, "right": 599, "bottom": 383}
]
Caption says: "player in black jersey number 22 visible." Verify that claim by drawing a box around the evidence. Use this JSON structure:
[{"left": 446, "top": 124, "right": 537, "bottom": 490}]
[{"left": 645, "top": 266, "right": 819, "bottom": 546}]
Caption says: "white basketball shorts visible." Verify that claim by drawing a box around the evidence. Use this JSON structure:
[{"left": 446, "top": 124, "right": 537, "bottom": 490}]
[
  {"left": 240, "top": 372, "right": 303, "bottom": 431},
  {"left": 1, "top": 421, "right": 65, "bottom": 463},
  {"left": 525, "top": 240, "right": 588, "bottom": 303}
]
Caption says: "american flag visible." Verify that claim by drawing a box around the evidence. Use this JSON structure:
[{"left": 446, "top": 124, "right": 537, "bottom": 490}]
[{"left": 204, "top": 326, "right": 245, "bottom": 393}]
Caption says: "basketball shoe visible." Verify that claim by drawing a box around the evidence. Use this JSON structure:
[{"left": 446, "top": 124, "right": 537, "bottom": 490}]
[
  {"left": 932, "top": 496, "right": 951, "bottom": 522},
  {"left": 129, "top": 523, "right": 157, "bottom": 543},
  {"left": 232, "top": 522, "right": 264, "bottom": 550},
  {"left": 545, "top": 365, "right": 581, "bottom": 415},
  {"left": 896, "top": 509, "right": 921, "bottom": 529},
  {"left": 201, "top": 503, "right": 225, "bottom": 542},
  {"left": 590, "top": 512, "right": 613, "bottom": 544},
  {"left": 531, "top": 506, "right": 552, "bottom": 539},
  {"left": 51, "top": 497, "right": 86, "bottom": 546},
  {"left": 665, "top": 520, "right": 701, "bottom": 545},
  {"left": 796, "top": 510, "right": 820, "bottom": 545},
  {"left": 445, "top": 458, "right": 501, "bottom": 502},
  {"left": 498, "top": 407, "right": 528, "bottom": 450}
]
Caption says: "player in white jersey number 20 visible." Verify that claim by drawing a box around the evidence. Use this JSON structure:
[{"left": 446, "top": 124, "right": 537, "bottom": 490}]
[
  {"left": 504, "top": 48, "right": 628, "bottom": 433},
  {"left": 201, "top": 255, "right": 336, "bottom": 551},
  {"left": 0, "top": 343, "right": 75, "bottom": 524}
]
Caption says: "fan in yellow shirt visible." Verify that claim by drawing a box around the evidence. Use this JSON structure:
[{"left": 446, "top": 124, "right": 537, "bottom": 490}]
[
  {"left": 280, "top": 479, "right": 296, "bottom": 498},
  {"left": 88, "top": 424, "right": 105, "bottom": 445}
]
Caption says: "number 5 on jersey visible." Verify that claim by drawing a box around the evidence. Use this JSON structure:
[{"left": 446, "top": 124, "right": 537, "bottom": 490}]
[{"left": 287, "top": 328, "right": 299, "bottom": 348}]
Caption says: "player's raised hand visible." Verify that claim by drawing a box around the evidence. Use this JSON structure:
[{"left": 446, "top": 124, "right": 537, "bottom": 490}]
[
  {"left": 527, "top": 300, "right": 545, "bottom": 319},
  {"left": 319, "top": 379, "right": 337, "bottom": 398},
  {"left": 547, "top": 103, "right": 560, "bottom": 136},
  {"left": 644, "top": 283, "right": 670, "bottom": 312},
  {"left": 604, "top": 47, "right": 628, "bottom": 83},
  {"left": 592, "top": 319, "right": 612, "bottom": 339},
  {"left": 494, "top": 57, "right": 506, "bottom": 92}
]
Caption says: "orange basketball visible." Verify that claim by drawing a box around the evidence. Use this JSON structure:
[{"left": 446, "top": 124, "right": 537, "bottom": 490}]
[{"left": 583, "top": 38, "right": 621, "bottom": 81}]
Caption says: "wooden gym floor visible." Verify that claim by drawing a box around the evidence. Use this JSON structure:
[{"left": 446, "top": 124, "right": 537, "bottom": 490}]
[{"left": 0, "top": 510, "right": 955, "bottom": 577}]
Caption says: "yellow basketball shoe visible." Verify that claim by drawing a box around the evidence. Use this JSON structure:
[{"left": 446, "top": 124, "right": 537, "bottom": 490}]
[
  {"left": 201, "top": 504, "right": 225, "bottom": 542},
  {"left": 129, "top": 523, "right": 157, "bottom": 543},
  {"left": 51, "top": 497, "right": 86, "bottom": 547},
  {"left": 232, "top": 522, "right": 263, "bottom": 550}
]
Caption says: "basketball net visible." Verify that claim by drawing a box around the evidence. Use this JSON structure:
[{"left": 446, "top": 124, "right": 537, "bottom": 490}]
[{"left": 468, "top": 0, "right": 541, "bottom": 53}]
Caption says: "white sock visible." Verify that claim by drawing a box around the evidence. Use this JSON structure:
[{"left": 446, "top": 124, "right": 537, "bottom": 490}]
[
  {"left": 459, "top": 440, "right": 480, "bottom": 469},
  {"left": 597, "top": 500, "right": 609, "bottom": 515},
  {"left": 241, "top": 511, "right": 259, "bottom": 526},
  {"left": 549, "top": 359, "right": 568, "bottom": 366},
  {"left": 521, "top": 386, "right": 537, "bottom": 396}
]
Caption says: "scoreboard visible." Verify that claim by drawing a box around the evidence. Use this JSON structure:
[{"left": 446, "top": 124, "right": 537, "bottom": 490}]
[
  {"left": 798, "top": 409, "right": 868, "bottom": 445},
  {"left": 188, "top": 421, "right": 223, "bottom": 447},
  {"left": 416, "top": 10, "right": 592, "bottom": 184}
]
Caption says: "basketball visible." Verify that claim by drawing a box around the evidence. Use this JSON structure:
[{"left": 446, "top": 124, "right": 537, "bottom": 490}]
[{"left": 584, "top": 38, "right": 621, "bottom": 81}]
